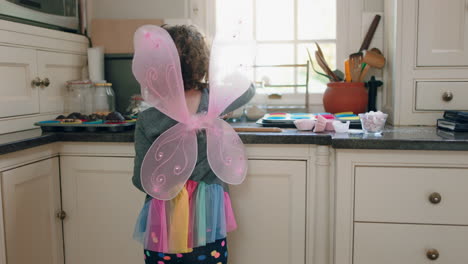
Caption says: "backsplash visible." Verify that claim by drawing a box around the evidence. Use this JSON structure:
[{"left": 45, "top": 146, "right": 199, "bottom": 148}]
[{"left": 104, "top": 54, "right": 139, "bottom": 113}]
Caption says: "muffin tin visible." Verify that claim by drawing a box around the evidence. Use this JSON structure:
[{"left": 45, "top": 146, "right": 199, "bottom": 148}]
[
  {"left": 257, "top": 112, "right": 362, "bottom": 129},
  {"left": 35, "top": 120, "right": 136, "bottom": 132}
]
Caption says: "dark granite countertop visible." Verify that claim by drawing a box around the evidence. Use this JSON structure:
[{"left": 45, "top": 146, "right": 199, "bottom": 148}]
[{"left": 1, "top": 125, "right": 468, "bottom": 156}]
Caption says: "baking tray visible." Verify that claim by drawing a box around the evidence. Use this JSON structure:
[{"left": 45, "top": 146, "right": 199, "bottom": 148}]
[
  {"left": 256, "top": 118, "right": 362, "bottom": 129},
  {"left": 35, "top": 120, "right": 136, "bottom": 132}
]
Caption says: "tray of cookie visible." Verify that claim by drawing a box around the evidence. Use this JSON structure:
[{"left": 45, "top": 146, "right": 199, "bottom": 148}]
[{"left": 35, "top": 112, "right": 137, "bottom": 132}]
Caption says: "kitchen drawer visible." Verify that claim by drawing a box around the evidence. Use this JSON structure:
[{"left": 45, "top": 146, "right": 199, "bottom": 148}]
[
  {"left": 415, "top": 81, "right": 468, "bottom": 111},
  {"left": 354, "top": 222, "right": 468, "bottom": 264},
  {"left": 354, "top": 166, "right": 468, "bottom": 225}
]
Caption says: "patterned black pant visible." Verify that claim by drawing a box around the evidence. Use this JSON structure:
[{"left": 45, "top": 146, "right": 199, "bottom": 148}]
[{"left": 144, "top": 238, "right": 228, "bottom": 264}]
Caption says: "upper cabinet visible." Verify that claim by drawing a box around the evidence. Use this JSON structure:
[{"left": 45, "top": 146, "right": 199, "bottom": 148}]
[
  {"left": 0, "top": 20, "right": 88, "bottom": 134},
  {"left": 0, "top": 45, "right": 39, "bottom": 118},
  {"left": 417, "top": 0, "right": 468, "bottom": 66},
  {"left": 384, "top": 0, "right": 468, "bottom": 126},
  {"left": 37, "top": 51, "right": 86, "bottom": 114}
]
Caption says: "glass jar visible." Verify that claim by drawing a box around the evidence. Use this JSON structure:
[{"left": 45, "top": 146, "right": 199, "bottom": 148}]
[
  {"left": 66, "top": 80, "right": 93, "bottom": 114},
  {"left": 93, "top": 82, "right": 116, "bottom": 113}
]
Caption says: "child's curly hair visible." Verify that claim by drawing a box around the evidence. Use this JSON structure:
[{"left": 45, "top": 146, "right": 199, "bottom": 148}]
[{"left": 162, "top": 24, "right": 209, "bottom": 91}]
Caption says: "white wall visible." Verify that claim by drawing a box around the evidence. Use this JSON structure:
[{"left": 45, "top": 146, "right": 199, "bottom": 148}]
[
  {"left": 364, "top": 0, "right": 384, "bottom": 12},
  {"left": 90, "top": 0, "right": 188, "bottom": 19}
]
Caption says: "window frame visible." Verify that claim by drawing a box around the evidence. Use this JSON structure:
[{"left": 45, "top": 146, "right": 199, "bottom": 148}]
[{"left": 203, "top": 0, "right": 360, "bottom": 108}]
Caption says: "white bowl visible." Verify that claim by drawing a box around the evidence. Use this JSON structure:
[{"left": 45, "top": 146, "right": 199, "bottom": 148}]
[
  {"left": 294, "top": 119, "right": 316, "bottom": 131},
  {"left": 332, "top": 120, "right": 350, "bottom": 133}
]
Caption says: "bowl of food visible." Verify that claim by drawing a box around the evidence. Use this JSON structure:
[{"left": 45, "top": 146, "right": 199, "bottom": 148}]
[{"left": 359, "top": 111, "right": 388, "bottom": 135}]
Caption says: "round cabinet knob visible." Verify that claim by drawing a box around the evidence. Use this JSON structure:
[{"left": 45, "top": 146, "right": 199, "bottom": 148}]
[
  {"left": 56, "top": 210, "right": 67, "bottom": 220},
  {"left": 41, "top": 78, "right": 50, "bottom": 88},
  {"left": 426, "top": 249, "right": 439, "bottom": 260},
  {"left": 429, "top": 192, "right": 442, "bottom": 204},
  {"left": 442, "top": 91, "right": 453, "bottom": 102},
  {"left": 31, "top": 77, "right": 41, "bottom": 87}
]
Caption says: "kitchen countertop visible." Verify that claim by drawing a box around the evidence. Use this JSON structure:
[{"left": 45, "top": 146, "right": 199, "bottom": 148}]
[{"left": 1, "top": 125, "right": 468, "bottom": 155}]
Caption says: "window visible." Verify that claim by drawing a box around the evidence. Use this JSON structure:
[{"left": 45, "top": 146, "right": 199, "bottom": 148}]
[{"left": 215, "top": 0, "right": 336, "bottom": 105}]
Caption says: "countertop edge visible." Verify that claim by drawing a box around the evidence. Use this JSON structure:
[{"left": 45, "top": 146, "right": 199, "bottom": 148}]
[
  {"left": 0, "top": 133, "right": 59, "bottom": 156},
  {"left": 2, "top": 127, "right": 468, "bottom": 156}
]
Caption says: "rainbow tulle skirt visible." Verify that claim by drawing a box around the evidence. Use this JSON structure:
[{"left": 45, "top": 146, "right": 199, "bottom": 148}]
[{"left": 133, "top": 180, "right": 237, "bottom": 253}]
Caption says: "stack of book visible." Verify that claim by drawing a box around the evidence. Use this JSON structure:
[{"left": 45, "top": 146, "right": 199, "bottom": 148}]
[{"left": 437, "top": 111, "right": 468, "bottom": 132}]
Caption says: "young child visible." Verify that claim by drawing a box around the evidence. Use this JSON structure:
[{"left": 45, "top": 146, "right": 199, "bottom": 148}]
[{"left": 132, "top": 25, "right": 255, "bottom": 264}]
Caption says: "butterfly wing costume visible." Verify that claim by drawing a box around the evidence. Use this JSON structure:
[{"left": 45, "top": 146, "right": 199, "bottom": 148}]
[{"left": 132, "top": 25, "right": 254, "bottom": 200}]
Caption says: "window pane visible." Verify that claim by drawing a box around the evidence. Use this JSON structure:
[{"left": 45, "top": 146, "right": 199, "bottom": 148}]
[
  {"left": 255, "top": 44, "right": 295, "bottom": 93},
  {"left": 298, "top": 0, "right": 336, "bottom": 40},
  {"left": 256, "top": 0, "right": 294, "bottom": 41},
  {"left": 297, "top": 42, "right": 336, "bottom": 93},
  {"left": 216, "top": 0, "right": 253, "bottom": 38}
]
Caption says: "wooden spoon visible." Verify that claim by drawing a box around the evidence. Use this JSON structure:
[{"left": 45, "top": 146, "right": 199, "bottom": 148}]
[
  {"left": 349, "top": 52, "right": 363, "bottom": 82},
  {"left": 306, "top": 48, "right": 333, "bottom": 80},
  {"left": 315, "top": 51, "right": 340, "bottom": 81},
  {"left": 315, "top": 42, "right": 340, "bottom": 81}
]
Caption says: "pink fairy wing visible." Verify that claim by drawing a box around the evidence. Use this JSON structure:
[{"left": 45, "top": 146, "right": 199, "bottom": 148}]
[
  {"left": 140, "top": 123, "right": 198, "bottom": 200},
  {"left": 132, "top": 25, "right": 190, "bottom": 123},
  {"left": 207, "top": 34, "right": 255, "bottom": 118},
  {"left": 206, "top": 119, "right": 247, "bottom": 185}
]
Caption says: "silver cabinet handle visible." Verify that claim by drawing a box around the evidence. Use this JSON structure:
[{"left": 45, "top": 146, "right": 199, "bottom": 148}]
[
  {"left": 56, "top": 210, "right": 67, "bottom": 220},
  {"left": 428, "top": 192, "right": 442, "bottom": 204},
  {"left": 31, "top": 77, "right": 41, "bottom": 87},
  {"left": 426, "top": 249, "right": 439, "bottom": 260},
  {"left": 41, "top": 78, "right": 50, "bottom": 88},
  {"left": 442, "top": 91, "right": 453, "bottom": 102}
]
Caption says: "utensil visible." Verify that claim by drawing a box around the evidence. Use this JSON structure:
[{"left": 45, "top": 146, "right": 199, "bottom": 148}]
[
  {"left": 344, "top": 59, "right": 351, "bottom": 82},
  {"left": 316, "top": 51, "right": 340, "bottom": 82},
  {"left": 314, "top": 42, "right": 340, "bottom": 81},
  {"left": 306, "top": 48, "right": 333, "bottom": 80},
  {"left": 359, "top": 15, "right": 381, "bottom": 52},
  {"left": 363, "top": 49, "right": 386, "bottom": 69},
  {"left": 349, "top": 52, "right": 363, "bottom": 82},
  {"left": 234, "top": 127, "right": 282, "bottom": 132},
  {"left": 315, "top": 42, "right": 325, "bottom": 60},
  {"left": 333, "top": 70, "right": 344, "bottom": 81},
  {"left": 359, "top": 64, "right": 371, "bottom": 82}
]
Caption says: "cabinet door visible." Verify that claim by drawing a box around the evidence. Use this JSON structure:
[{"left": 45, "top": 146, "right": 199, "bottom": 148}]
[
  {"left": 60, "top": 156, "right": 145, "bottom": 264},
  {"left": 417, "top": 0, "right": 468, "bottom": 66},
  {"left": 228, "top": 160, "right": 307, "bottom": 264},
  {"left": 37, "top": 51, "right": 85, "bottom": 113},
  {"left": 0, "top": 45, "right": 39, "bottom": 118},
  {"left": 1, "top": 157, "right": 63, "bottom": 264}
]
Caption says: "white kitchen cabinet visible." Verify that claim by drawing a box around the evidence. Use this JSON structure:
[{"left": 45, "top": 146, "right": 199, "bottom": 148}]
[
  {"left": 0, "top": 46, "right": 85, "bottom": 118},
  {"left": 59, "top": 155, "right": 307, "bottom": 264},
  {"left": 417, "top": 0, "right": 468, "bottom": 67},
  {"left": 354, "top": 223, "right": 468, "bottom": 264},
  {"left": 1, "top": 157, "right": 63, "bottom": 264},
  {"left": 37, "top": 51, "right": 86, "bottom": 114},
  {"left": 229, "top": 160, "right": 307, "bottom": 264},
  {"left": 60, "top": 156, "right": 145, "bottom": 264},
  {"left": 354, "top": 166, "right": 468, "bottom": 225},
  {"left": 384, "top": 0, "right": 468, "bottom": 125},
  {"left": 0, "top": 45, "right": 39, "bottom": 118},
  {"left": 334, "top": 149, "right": 468, "bottom": 264},
  {"left": 0, "top": 20, "right": 88, "bottom": 134}
]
